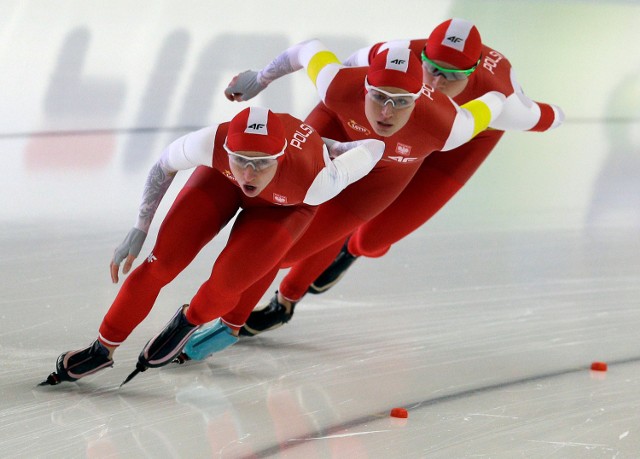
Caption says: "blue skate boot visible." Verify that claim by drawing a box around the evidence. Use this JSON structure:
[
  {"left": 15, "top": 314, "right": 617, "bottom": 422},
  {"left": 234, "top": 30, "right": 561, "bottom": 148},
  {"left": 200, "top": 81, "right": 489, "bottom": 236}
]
[
  {"left": 121, "top": 305, "right": 199, "bottom": 386},
  {"left": 175, "top": 319, "right": 239, "bottom": 363},
  {"left": 239, "top": 292, "right": 297, "bottom": 337},
  {"left": 40, "top": 340, "right": 113, "bottom": 386}
]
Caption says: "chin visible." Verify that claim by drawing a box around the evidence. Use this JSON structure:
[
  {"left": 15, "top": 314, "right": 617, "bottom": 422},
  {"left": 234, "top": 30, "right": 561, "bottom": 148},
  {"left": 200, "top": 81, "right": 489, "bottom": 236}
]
[{"left": 374, "top": 126, "right": 395, "bottom": 137}]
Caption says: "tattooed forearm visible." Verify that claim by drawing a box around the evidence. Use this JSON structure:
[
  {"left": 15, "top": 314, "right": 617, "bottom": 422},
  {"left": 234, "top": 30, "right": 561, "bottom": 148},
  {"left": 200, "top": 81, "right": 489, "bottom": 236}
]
[
  {"left": 137, "top": 162, "right": 176, "bottom": 231},
  {"left": 258, "top": 40, "right": 315, "bottom": 85},
  {"left": 258, "top": 53, "right": 295, "bottom": 86}
]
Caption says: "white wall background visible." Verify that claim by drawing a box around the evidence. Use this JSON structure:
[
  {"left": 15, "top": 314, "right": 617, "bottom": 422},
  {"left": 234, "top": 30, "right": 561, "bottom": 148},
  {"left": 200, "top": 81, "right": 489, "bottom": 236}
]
[{"left": 1, "top": 0, "right": 639, "bottom": 230}]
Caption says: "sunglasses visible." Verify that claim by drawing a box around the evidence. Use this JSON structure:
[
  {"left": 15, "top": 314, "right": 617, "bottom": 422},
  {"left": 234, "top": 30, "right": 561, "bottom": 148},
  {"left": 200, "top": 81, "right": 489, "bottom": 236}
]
[
  {"left": 223, "top": 141, "right": 286, "bottom": 171},
  {"left": 421, "top": 51, "right": 479, "bottom": 81},
  {"left": 364, "top": 78, "right": 421, "bottom": 110}
]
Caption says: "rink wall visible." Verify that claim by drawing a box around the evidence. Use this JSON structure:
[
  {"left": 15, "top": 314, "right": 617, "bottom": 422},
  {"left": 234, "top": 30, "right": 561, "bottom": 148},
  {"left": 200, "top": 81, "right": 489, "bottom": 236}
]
[{"left": 2, "top": 0, "right": 639, "bottom": 228}]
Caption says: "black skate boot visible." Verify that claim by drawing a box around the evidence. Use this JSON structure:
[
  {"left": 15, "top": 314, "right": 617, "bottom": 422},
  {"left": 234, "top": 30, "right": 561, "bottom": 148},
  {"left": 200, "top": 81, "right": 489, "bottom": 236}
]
[
  {"left": 121, "top": 305, "right": 199, "bottom": 386},
  {"left": 239, "top": 292, "right": 297, "bottom": 337},
  {"left": 40, "top": 340, "right": 113, "bottom": 386},
  {"left": 307, "top": 241, "right": 358, "bottom": 294}
]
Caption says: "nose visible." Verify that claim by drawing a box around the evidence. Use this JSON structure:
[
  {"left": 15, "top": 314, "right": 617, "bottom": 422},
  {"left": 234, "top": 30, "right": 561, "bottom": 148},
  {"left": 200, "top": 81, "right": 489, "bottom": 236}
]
[
  {"left": 380, "top": 102, "right": 395, "bottom": 118},
  {"left": 430, "top": 74, "right": 446, "bottom": 86},
  {"left": 241, "top": 165, "right": 258, "bottom": 181}
]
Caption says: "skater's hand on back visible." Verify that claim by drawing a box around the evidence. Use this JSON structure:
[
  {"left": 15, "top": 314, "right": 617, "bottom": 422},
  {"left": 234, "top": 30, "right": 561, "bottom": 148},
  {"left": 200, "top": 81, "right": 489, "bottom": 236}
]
[{"left": 111, "top": 228, "right": 147, "bottom": 283}]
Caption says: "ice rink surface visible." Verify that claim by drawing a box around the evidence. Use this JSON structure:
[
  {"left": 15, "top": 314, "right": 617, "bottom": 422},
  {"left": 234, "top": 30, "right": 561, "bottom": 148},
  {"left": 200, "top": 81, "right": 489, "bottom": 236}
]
[{"left": 2, "top": 1, "right": 640, "bottom": 457}]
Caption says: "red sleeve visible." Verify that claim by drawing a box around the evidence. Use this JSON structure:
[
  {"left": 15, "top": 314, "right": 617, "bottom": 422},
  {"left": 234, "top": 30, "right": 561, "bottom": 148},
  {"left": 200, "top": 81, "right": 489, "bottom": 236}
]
[{"left": 529, "top": 103, "right": 556, "bottom": 132}]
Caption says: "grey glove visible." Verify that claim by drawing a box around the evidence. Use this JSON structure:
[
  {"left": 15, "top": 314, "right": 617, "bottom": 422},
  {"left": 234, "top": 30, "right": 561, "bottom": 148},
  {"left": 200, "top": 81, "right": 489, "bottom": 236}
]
[
  {"left": 321, "top": 137, "right": 338, "bottom": 149},
  {"left": 322, "top": 138, "right": 362, "bottom": 158},
  {"left": 321, "top": 137, "right": 339, "bottom": 158},
  {"left": 224, "top": 70, "right": 266, "bottom": 101},
  {"left": 112, "top": 227, "right": 147, "bottom": 266}
]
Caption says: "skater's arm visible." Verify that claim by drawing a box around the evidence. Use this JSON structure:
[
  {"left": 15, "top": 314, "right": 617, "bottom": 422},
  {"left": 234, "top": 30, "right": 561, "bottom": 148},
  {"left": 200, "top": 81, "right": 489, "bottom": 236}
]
[
  {"left": 440, "top": 91, "right": 506, "bottom": 151},
  {"left": 303, "top": 139, "right": 384, "bottom": 205},
  {"left": 490, "top": 68, "right": 564, "bottom": 131},
  {"left": 224, "top": 39, "right": 342, "bottom": 102},
  {"left": 110, "top": 126, "right": 217, "bottom": 283}
]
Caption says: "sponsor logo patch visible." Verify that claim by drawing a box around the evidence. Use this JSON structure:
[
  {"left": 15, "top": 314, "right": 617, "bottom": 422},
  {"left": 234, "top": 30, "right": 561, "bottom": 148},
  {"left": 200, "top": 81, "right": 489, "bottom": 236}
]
[
  {"left": 387, "top": 156, "right": 419, "bottom": 163},
  {"left": 395, "top": 142, "right": 412, "bottom": 156},
  {"left": 347, "top": 119, "right": 371, "bottom": 135},
  {"left": 223, "top": 169, "right": 237, "bottom": 181},
  {"left": 273, "top": 193, "right": 288, "bottom": 204}
]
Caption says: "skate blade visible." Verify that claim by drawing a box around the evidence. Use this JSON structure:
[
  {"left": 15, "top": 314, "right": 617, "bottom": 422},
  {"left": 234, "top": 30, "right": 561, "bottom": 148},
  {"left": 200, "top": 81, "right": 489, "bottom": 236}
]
[
  {"left": 38, "top": 372, "right": 61, "bottom": 386},
  {"left": 120, "top": 369, "right": 140, "bottom": 387},
  {"left": 120, "top": 364, "right": 147, "bottom": 388},
  {"left": 173, "top": 352, "right": 190, "bottom": 365}
]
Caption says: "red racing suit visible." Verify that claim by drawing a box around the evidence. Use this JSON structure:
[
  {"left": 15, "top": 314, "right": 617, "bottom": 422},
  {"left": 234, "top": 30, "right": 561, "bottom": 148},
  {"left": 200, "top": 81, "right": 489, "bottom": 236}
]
[
  {"left": 219, "top": 39, "right": 505, "bottom": 324},
  {"left": 253, "top": 38, "right": 564, "bottom": 309},
  {"left": 347, "top": 39, "right": 563, "bottom": 259},
  {"left": 99, "top": 114, "right": 382, "bottom": 344}
]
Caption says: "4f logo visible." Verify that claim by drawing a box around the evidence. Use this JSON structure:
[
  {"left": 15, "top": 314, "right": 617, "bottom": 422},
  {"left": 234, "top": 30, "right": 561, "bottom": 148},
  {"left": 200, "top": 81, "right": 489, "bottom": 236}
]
[
  {"left": 388, "top": 156, "right": 418, "bottom": 163},
  {"left": 390, "top": 59, "right": 406, "bottom": 65},
  {"left": 247, "top": 123, "right": 265, "bottom": 130},
  {"left": 446, "top": 36, "right": 463, "bottom": 44},
  {"left": 147, "top": 253, "right": 157, "bottom": 263}
]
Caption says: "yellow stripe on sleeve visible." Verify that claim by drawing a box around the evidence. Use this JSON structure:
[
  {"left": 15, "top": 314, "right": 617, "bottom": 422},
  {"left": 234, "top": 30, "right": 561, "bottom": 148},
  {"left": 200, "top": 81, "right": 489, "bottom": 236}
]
[
  {"left": 461, "top": 99, "right": 492, "bottom": 137},
  {"left": 306, "top": 51, "right": 341, "bottom": 86}
]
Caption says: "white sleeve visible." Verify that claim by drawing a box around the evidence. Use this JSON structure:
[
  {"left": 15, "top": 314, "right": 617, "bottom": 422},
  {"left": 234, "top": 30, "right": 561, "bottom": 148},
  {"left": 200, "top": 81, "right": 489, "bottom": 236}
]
[
  {"left": 133, "top": 125, "right": 218, "bottom": 233},
  {"left": 490, "top": 68, "right": 564, "bottom": 131},
  {"left": 303, "top": 139, "right": 385, "bottom": 205},
  {"left": 257, "top": 39, "right": 343, "bottom": 105},
  {"left": 257, "top": 39, "right": 326, "bottom": 86},
  {"left": 377, "top": 39, "right": 412, "bottom": 53},
  {"left": 160, "top": 125, "right": 218, "bottom": 171},
  {"left": 342, "top": 46, "right": 373, "bottom": 66},
  {"left": 441, "top": 91, "right": 506, "bottom": 151},
  {"left": 343, "top": 39, "right": 413, "bottom": 66}
]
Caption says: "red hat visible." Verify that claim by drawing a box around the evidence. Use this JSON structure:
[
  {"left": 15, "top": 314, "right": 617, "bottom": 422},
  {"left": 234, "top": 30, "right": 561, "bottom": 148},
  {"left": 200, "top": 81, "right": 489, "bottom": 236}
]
[
  {"left": 225, "top": 107, "right": 286, "bottom": 154},
  {"left": 425, "top": 18, "right": 482, "bottom": 69},
  {"left": 367, "top": 48, "right": 423, "bottom": 94}
]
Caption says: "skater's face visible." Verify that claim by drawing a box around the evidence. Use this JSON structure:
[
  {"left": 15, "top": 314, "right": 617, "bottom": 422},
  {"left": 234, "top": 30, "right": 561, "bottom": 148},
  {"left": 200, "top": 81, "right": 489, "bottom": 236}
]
[
  {"left": 421, "top": 51, "right": 477, "bottom": 96},
  {"left": 226, "top": 149, "right": 281, "bottom": 197},
  {"left": 364, "top": 84, "right": 417, "bottom": 137}
]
